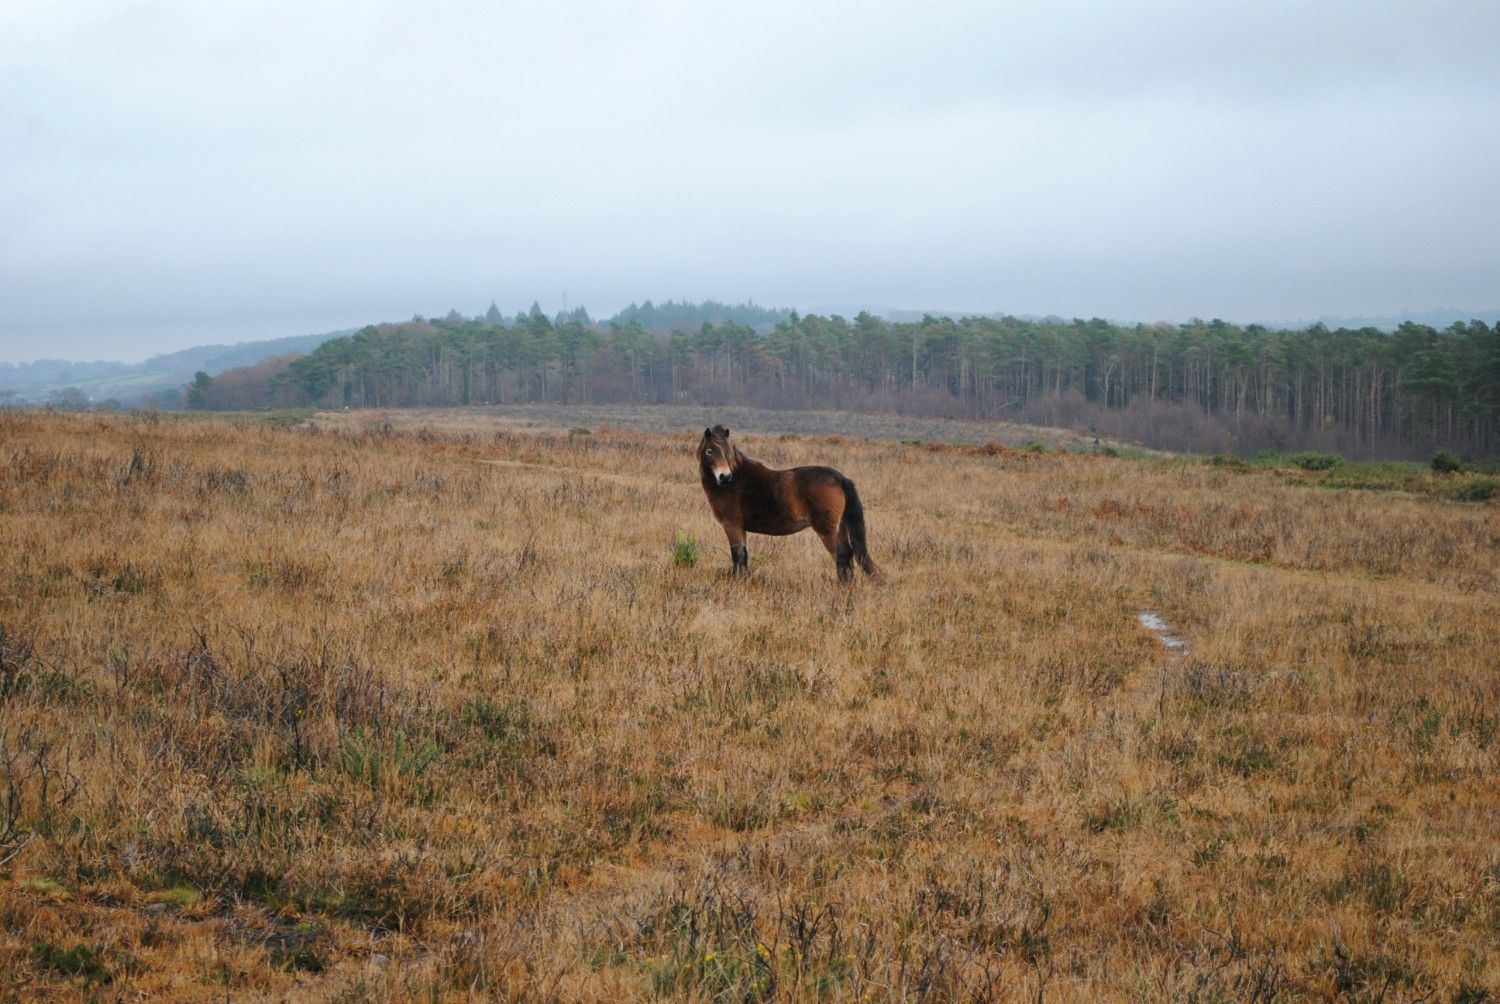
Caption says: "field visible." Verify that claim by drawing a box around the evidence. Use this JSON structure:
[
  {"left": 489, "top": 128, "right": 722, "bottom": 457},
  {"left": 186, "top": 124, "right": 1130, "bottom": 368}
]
[
  {"left": 1, "top": 407, "right": 1496, "bottom": 1001},
  {"left": 300, "top": 404, "right": 1129, "bottom": 452}
]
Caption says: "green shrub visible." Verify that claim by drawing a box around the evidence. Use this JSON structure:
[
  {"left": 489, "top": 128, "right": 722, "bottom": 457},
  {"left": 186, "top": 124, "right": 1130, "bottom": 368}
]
[
  {"left": 1430, "top": 449, "right": 1462, "bottom": 474},
  {"left": 461, "top": 698, "right": 557, "bottom": 762},
  {"left": 1019, "top": 440, "right": 1050, "bottom": 453},
  {"left": 1450, "top": 477, "right": 1497, "bottom": 502},
  {"left": 337, "top": 728, "right": 439, "bottom": 789},
  {"left": 672, "top": 533, "right": 699, "bottom": 567},
  {"left": 1320, "top": 461, "right": 1426, "bottom": 493},
  {"left": 1288, "top": 452, "right": 1341, "bottom": 471},
  {"left": 568, "top": 426, "right": 591, "bottom": 436},
  {"left": 33, "top": 940, "right": 111, "bottom": 983}
]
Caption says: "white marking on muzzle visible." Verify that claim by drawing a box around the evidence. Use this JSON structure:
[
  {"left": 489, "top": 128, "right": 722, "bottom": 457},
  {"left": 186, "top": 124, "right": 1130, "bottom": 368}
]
[{"left": 713, "top": 463, "right": 732, "bottom": 484}]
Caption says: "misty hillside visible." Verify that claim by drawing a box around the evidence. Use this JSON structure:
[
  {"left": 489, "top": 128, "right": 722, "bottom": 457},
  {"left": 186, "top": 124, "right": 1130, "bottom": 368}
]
[
  {"left": 1259, "top": 308, "right": 1500, "bottom": 332},
  {"left": 869, "top": 307, "right": 1500, "bottom": 332},
  {"left": 606, "top": 299, "right": 791, "bottom": 329},
  {"left": 0, "top": 330, "right": 354, "bottom": 403}
]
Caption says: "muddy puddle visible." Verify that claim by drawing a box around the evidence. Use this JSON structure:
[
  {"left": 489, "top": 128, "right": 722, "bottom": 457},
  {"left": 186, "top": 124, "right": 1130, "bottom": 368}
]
[{"left": 1137, "top": 610, "right": 1188, "bottom": 653}]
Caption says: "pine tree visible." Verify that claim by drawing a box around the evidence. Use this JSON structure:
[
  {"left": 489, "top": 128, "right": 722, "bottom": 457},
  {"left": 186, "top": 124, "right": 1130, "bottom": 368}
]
[{"left": 185, "top": 371, "right": 213, "bottom": 410}]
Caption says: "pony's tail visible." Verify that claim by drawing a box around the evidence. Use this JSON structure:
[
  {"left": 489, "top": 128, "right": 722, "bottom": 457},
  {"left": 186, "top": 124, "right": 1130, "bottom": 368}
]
[{"left": 839, "top": 477, "right": 880, "bottom": 578}]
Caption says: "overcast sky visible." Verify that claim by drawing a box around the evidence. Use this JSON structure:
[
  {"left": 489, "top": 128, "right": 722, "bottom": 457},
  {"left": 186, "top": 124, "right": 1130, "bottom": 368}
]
[{"left": 3, "top": 1, "right": 1498, "bottom": 363}]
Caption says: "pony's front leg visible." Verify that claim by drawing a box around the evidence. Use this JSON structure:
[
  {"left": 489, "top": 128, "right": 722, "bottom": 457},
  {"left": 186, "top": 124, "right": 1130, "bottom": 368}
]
[{"left": 723, "top": 525, "right": 748, "bottom": 576}]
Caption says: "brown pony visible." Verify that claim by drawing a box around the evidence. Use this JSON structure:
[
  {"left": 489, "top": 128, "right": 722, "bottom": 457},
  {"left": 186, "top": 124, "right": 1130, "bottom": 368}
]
[{"left": 697, "top": 424, "right": 879, "bottom": 581}]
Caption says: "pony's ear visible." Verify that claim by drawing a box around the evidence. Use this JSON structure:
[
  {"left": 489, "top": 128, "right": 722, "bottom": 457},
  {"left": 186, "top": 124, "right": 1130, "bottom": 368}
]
[{"left": 703, "top": 427, "right": 713, "bottom": 439}]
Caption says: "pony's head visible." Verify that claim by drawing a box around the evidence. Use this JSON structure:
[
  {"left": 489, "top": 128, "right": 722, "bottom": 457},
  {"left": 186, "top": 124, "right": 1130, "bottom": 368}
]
[{"left": 699, "top": 424, "right": 738, "bottom": 486}]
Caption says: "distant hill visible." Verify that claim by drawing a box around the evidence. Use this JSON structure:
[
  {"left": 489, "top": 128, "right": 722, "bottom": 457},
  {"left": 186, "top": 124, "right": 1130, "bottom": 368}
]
[
  {"left": 880, "top": 308, "right": 1071, "bottom": 325},
  {"left": 808, "top": 304, "right": 1095, "bottom": 325},
  {"left": 607, "top": 299, "right": 791, "bottom": 330},
  {"left": 1257, "top": 308, "right": 1500, "bottom": 332},
  {"left": 0, "top": 330, "right": 355, "bottom": 403},
  {"left": 817, "top": 305, "right": 1500, "bottom": 331}
]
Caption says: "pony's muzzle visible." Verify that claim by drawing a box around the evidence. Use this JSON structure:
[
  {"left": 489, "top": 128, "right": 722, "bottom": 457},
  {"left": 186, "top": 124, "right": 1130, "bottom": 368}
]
[{"left": 716, "top": 471, "right": 732, "bottom": 486}]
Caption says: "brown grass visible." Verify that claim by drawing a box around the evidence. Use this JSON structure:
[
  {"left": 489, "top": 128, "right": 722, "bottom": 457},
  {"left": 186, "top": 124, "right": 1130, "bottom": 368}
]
[{"left": 1, "top": 408, "right": 1496, "bottom": 1001}]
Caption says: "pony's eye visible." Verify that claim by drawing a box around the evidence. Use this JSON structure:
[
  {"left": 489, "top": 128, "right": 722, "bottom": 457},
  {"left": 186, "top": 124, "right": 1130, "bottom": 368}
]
[{"left": 705, "top": 449, "right": 715, "bottom": 457}]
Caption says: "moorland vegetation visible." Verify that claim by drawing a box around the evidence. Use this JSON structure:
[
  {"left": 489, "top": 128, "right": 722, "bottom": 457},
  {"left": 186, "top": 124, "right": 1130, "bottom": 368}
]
[{"left": 0, "top": 408, "right": 1495, "bottom": 1000}]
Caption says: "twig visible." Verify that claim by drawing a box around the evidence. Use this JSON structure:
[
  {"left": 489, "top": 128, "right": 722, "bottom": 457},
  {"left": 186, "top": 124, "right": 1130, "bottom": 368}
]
[{"left": 0, "top": 833, "right": 33, "bottom": 869}]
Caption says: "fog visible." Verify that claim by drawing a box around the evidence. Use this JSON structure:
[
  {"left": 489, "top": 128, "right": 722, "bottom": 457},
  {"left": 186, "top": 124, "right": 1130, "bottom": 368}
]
[{"left": 3, "top": 0, "right": 1498, "bottom": 363}]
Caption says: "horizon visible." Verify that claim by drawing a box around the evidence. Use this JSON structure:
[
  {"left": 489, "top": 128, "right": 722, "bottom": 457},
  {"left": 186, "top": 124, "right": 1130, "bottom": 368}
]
[
  {"left": 6, "top": 300, "right": 1500, "bottom": 369},
  {"left": 3, "top": 2, "right": 1498, "bottom": 365}
]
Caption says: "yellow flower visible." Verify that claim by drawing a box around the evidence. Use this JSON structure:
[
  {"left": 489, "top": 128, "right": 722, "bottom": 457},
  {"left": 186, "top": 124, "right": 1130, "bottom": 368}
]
[
  {"left": 704, "top": 951, "right": 717, "bottom": 963},
  {"left": 757, "top": 943, "right": 770, "bottom": 958}
]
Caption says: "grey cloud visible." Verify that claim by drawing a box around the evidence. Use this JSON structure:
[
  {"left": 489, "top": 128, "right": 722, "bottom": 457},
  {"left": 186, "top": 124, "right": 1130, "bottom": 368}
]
[{"left": 1, "top": 1, "right": 1496, "bottom": 363}]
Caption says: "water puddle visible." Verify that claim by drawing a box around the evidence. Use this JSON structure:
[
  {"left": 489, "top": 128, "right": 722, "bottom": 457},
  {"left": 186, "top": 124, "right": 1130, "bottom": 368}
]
[{"left": 1137, "top": 611, "right": 1188, "bottom": 653}]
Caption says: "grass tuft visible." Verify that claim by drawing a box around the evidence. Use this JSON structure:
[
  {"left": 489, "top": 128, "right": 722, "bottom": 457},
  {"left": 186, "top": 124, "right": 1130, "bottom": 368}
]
[{"left": 672, "top": 532, "right": 700, "bottom": 567}]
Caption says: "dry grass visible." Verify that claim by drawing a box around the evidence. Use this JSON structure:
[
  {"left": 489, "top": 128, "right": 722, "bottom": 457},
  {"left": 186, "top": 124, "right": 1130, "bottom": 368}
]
[
  {"left": 0, "top": 408, "right": 1496, "bottom": 1002},
  {"left": 300, "top": 403, "right": 1130, "bottom": 451}
]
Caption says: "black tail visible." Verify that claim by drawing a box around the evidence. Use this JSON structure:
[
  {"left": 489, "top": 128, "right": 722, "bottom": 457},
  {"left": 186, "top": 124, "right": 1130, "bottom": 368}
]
[{"left": 838, "top": 477, "right": 880, "bottom": 578}]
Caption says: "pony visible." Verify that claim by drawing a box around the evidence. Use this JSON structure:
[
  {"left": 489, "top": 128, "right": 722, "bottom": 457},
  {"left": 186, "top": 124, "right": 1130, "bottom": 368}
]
[{"left": 696, "top": 424, "right": 879, "bottom": 581}]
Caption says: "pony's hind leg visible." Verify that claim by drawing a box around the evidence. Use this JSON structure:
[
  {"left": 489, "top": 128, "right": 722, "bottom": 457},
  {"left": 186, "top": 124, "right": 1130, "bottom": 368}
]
[{"left": 817, "top": 528, "right": 853, "bottom": 582}]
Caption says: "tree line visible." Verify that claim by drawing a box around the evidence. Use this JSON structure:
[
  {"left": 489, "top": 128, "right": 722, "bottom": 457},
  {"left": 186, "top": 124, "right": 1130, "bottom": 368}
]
[{"left": 191, "top": 309, "right": 1497, "bottom": 459}]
